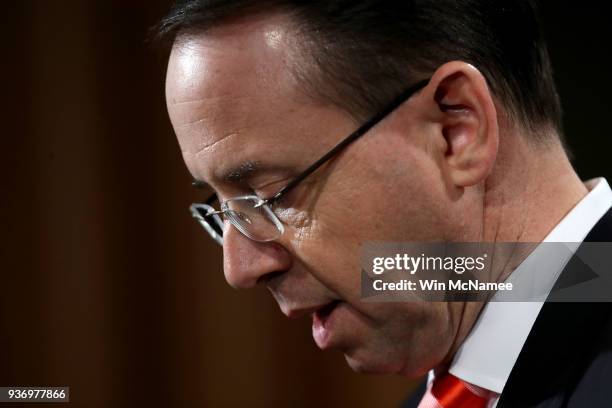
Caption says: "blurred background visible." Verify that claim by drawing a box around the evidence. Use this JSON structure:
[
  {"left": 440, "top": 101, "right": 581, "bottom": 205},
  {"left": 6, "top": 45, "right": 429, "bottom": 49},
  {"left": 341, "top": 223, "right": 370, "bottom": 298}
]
[{"left": 1, "top": 1, "right": 610, "bottom": 407}]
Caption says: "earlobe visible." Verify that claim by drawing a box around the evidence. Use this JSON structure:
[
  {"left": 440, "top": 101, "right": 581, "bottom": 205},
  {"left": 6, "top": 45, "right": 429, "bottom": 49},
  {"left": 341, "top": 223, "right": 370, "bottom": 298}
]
[{"left": 428, "top": 62, "right": 499, "bottom": 188}]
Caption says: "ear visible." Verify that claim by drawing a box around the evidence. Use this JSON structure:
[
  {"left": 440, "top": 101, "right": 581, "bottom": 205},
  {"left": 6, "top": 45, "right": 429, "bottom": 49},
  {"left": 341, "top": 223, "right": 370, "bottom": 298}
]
[{"left": 424, "top": 61, "right": 499, "bottom": 187}]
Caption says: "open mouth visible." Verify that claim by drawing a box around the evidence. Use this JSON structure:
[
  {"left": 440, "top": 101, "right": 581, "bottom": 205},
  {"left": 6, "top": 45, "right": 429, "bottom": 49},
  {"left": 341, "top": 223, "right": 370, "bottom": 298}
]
[
  {"left": 312, "top": 300, "right": 341, "bottom": 349},
  {"left": 314, "top": 300, "right": 340, "bottom": 322}
]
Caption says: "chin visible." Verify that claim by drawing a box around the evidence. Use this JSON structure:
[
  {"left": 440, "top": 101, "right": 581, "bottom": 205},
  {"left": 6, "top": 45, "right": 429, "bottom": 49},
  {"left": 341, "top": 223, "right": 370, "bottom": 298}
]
[
  {"left": 343, "top": 351, "right": 405, "bottom": 376},
  {"left": 343, "top": 348, "right": 435, "bottom": 379}
]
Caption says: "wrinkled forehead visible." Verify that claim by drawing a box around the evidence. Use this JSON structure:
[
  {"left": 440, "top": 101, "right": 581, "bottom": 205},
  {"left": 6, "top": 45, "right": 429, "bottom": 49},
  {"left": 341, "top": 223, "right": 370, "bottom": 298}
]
[
  {"left": 164, "top": 13, "right": 357, "bottom": 191},
  {"left": 165, "top": 13, "right": 300, "bottom": 152}
]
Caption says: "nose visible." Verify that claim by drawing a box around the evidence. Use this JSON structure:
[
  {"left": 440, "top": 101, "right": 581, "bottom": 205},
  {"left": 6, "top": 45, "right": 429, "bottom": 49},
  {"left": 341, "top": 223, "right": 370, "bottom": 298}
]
[{"left": 222, "top": 223, "right": 292, "bottom": 289}]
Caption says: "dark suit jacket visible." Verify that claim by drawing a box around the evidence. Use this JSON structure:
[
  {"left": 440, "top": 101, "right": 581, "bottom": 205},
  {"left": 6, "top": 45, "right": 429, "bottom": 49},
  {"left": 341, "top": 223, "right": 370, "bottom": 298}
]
[{"left": 403, "top": 207, "right": 612, "bottom": 408}]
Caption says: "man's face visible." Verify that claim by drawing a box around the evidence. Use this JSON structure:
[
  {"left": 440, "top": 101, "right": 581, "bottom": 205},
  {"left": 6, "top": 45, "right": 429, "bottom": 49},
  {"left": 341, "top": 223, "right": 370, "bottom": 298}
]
[{"left": 166, "top": 14, "right": 476, "bottom": 377}]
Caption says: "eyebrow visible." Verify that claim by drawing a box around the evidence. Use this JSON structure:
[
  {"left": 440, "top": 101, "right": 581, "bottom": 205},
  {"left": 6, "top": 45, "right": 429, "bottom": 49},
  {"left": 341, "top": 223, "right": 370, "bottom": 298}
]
[
  {"left": 191, "top": 160, "right": 292, "bottom": 190},
  {"left": 222, "top": 160, "right": 260, "bottom": 183}
]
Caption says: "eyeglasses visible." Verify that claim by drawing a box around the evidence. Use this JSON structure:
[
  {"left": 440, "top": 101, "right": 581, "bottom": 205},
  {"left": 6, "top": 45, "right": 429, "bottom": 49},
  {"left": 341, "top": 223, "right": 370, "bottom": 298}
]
[{"left": 190, "top": 78, "right": 430, "bottom": 246}]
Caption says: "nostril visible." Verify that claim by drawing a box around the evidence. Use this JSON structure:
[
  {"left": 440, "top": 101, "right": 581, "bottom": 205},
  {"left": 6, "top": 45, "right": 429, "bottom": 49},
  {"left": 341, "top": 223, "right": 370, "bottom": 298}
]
[{"left": 257, "top": 270, "right": 284, "bottom": 285}]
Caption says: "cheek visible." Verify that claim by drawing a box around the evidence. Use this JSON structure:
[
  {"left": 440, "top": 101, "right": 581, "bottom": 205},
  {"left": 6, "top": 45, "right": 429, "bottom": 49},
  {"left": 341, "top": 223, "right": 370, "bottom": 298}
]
[
  {"left": 280, "top": 189, "right": 360, "bottom": 248},
  {"left": 279, "top": 206, "right": 363, "bottom": 298}
]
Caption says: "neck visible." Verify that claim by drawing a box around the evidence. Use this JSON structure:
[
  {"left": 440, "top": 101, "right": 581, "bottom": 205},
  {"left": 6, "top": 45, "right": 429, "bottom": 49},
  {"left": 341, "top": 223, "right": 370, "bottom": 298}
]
[
  {"left": 481, "top": 129, "right": 587, "bottom": 244},
  {"left": 442, "top": 127, "right": 588, "bottom": 369}
]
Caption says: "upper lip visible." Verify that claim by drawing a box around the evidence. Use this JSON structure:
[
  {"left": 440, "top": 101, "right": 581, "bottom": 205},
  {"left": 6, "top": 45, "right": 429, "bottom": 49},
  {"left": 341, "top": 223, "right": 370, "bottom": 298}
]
[{"left": 282, "top": 301, "right": 338, "bottom": 319}]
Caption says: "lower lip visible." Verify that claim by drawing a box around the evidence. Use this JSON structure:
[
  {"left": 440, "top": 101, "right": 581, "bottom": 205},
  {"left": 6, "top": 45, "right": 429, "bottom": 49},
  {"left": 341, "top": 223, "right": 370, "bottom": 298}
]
[{"left": 312, "top": 301, "right": 341, "bottom": 349}]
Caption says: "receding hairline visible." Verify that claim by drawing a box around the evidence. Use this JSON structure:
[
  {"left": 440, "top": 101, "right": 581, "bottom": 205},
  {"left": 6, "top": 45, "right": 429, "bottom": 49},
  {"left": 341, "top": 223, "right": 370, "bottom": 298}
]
[
  {"left": 168, "top": 9, "right": 341, "bottom": 118},
  {"left": 157, "top": 1, "right": 564, "bottom": 142},
  {"left": 168, "top": 5, "right": 300, "bottom": 48}
]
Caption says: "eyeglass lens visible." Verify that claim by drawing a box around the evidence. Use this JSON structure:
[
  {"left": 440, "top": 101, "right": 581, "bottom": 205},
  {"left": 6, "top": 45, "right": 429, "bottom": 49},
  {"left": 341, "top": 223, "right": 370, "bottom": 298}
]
[{"left": 224, "top": 197, "right": 282, "bottom": 242}]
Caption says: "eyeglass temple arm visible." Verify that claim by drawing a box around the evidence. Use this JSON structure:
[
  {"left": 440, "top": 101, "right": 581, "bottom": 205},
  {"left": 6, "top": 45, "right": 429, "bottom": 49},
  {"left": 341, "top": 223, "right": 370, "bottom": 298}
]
[
  {"left": 193, "top": 192, "right": 222, "bottom": 217},
  {"left": 205, "top": 209, "right": 223, "bottom": 216},
  {"left": 267, "top": 79, "right": 430, "bottom": 205}
]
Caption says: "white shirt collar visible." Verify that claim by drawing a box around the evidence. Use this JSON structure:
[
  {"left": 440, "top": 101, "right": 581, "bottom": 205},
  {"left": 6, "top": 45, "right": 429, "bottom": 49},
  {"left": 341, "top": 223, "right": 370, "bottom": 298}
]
[{"left": 431, "top": 178, "right": 612, "bottom": 396}]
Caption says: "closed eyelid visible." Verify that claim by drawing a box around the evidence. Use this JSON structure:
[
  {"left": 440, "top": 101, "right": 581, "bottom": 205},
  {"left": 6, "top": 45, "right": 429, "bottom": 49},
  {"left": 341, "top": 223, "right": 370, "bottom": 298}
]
[{"left": 253, "top": 177, "right": 293, "bottom": 197}]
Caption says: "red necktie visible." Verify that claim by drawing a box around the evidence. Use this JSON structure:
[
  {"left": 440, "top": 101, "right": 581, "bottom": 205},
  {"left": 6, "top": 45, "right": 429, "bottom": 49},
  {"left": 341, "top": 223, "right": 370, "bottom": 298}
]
[{"left": 418, "top": 372, "right": 491, "bottom": 408}]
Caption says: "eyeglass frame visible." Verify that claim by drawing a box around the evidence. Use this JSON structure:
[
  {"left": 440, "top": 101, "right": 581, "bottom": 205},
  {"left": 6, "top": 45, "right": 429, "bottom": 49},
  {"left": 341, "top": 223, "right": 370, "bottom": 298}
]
[{"left": 190, "top": 78, "right": 430, "bottom": 246}]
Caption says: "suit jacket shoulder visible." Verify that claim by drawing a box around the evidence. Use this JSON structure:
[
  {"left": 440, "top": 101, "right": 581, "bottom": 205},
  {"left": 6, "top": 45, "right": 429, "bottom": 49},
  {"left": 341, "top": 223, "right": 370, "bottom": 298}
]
[
  {"left": 403, "top": 208, "right": 612, "bottom": 408},
  {"left": 498, "top": 207, "right": 612, "bottom": 407}
]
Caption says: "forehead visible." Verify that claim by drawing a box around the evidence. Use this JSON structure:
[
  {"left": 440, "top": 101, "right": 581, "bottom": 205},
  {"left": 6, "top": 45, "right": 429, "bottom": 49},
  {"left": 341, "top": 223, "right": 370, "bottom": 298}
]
[
  {"left": 166, "top": 14, "right": 300, "bottom": 168},
  {"left": 166, "top": 13, "right": 295, "bottom": 111},
  {"left": 165, "top": 13, "right": 354, "bottom": 187}
]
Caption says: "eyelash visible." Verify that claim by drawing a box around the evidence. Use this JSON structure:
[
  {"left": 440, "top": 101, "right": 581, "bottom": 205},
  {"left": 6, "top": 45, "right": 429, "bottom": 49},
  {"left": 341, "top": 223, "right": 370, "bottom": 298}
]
[{"left": 252, "top": 179, "right": 290, "bottom": 199}]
